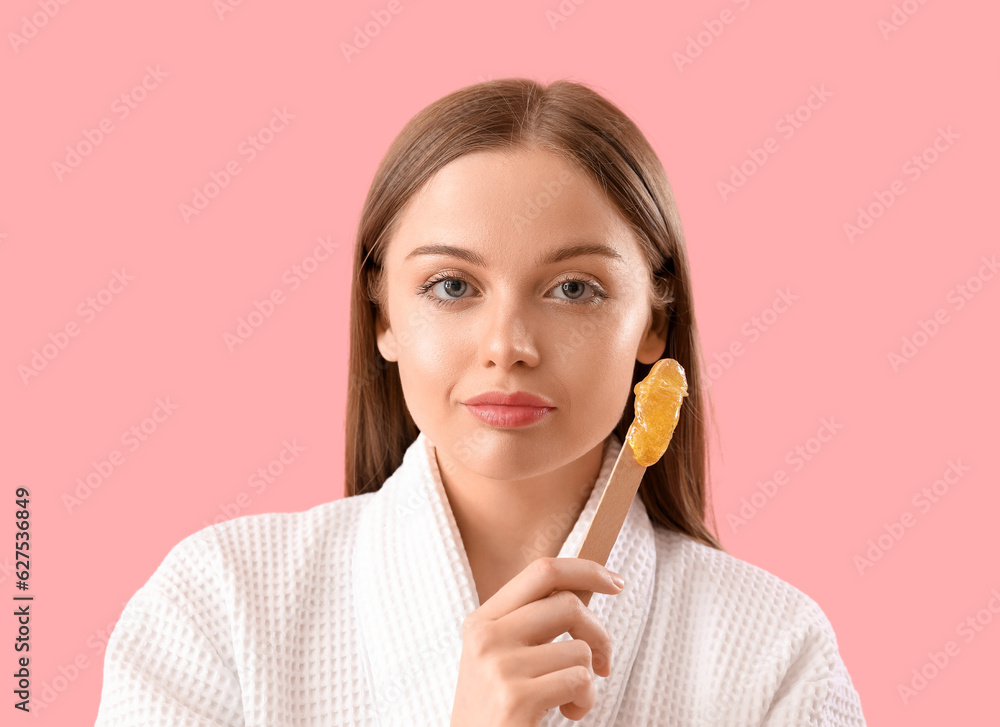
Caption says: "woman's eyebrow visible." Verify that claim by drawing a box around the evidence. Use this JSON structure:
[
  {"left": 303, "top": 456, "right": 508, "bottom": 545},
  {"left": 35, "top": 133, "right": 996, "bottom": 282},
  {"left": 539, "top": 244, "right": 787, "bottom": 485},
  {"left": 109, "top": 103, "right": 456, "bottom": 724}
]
[{"left": 403, "top": 243, "right": 624, "bottom": 266}]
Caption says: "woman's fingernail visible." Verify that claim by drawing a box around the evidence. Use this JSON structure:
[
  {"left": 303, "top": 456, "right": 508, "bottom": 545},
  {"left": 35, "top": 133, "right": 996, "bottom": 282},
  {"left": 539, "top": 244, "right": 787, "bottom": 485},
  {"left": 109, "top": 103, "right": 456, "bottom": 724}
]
[{"left": 610, "top": 573, "right": 625, "bottom": 589}]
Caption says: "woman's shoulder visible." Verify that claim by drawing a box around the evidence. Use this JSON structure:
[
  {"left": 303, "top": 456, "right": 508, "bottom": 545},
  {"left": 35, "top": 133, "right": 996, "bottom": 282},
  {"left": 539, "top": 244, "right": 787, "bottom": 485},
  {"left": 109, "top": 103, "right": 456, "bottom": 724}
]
[
  {"left": 650, "top": 525, "right": 848, "bottom": 673},
  {"left": 97, "top": 495, "right": 381, "bottom": 725},
  {"left": 643, "top": 527, "right": 866, "bottom": 724},
  {"left": 147, "top": 494, "right": 377, "bottom": 592},
  {"left": 203, "top": 493, "right": 374, "bottom": 551},
  {"left": 653, "top": 525, "right": 834, "bottom": 628}
]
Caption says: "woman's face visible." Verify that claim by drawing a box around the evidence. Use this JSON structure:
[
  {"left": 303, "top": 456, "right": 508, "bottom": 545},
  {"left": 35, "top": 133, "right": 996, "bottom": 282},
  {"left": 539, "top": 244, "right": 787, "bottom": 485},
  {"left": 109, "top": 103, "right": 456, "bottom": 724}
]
[{"left": 376, "top": 147, "right": 667, "bottom": 479}]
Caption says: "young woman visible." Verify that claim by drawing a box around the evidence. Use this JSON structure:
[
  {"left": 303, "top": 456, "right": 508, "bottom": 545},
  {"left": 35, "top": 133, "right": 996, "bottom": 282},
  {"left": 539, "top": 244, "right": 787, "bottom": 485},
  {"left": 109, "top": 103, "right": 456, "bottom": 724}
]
[{"left": 95, "top": 78, "right": 867, "bottom": 726}]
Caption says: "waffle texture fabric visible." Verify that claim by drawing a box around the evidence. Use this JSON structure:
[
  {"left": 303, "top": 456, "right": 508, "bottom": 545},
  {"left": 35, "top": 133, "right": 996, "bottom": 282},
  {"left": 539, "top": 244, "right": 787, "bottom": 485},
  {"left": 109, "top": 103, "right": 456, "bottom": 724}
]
[{"left": 95, "top": 430, "right": 867, "bottom": 726}]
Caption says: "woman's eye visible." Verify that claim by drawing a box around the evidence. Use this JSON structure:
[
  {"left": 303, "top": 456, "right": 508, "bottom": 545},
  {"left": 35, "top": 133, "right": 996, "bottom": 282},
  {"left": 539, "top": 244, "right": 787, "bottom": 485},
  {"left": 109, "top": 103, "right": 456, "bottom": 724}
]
[
  {"left": 420, "top": 275, "right": 606, "bottom": 307},
  {"left": 552, "top": 280, "right": 594, "bottom": 301},
  {"left": 430, "top": 278, "right": 471, "bottom": 299}
]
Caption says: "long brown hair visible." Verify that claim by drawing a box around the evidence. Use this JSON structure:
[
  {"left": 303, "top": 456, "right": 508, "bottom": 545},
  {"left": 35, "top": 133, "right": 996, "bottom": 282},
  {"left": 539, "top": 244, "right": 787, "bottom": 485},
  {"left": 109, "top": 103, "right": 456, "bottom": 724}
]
[{"left": 345, "top": 78, "right": 724, "bottom": 552}]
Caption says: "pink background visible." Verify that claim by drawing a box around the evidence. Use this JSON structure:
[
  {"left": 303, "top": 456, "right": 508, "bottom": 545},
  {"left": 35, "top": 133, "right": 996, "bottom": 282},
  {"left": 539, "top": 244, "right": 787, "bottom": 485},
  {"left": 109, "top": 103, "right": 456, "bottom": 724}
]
[{"left": 3, "top": 0, "right": 998, "bottom": 723}]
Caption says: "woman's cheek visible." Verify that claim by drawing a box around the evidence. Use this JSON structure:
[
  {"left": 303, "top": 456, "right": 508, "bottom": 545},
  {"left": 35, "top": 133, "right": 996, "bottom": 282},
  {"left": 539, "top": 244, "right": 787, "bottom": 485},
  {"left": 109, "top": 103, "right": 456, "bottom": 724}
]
[
  {"left": 406, "top": 323, "right": 463, "bottom": 378},
  {"left": 589, "top": 334, "right": 640, "bottom": 401}
]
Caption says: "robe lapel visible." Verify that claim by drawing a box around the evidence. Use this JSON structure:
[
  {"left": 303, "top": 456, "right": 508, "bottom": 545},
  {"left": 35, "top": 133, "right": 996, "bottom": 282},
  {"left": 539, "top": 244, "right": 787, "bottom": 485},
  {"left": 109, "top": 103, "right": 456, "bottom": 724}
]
[{"left": 352, "top": 430, "right": 657, "bottom": 726}]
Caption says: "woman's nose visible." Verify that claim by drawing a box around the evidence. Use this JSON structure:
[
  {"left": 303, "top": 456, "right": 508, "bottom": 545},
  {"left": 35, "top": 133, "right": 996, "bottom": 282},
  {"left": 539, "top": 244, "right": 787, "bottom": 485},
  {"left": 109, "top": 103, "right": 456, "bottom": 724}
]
[{"left": 478, "top": 297, "right": 541, "bottom": 369}]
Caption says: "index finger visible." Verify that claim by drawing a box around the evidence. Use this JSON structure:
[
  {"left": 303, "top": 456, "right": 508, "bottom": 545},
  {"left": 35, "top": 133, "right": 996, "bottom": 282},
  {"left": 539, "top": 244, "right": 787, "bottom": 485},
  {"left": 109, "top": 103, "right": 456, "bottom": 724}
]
[{"left": 477, "top": 557, "right": 623, "bottom": 620}]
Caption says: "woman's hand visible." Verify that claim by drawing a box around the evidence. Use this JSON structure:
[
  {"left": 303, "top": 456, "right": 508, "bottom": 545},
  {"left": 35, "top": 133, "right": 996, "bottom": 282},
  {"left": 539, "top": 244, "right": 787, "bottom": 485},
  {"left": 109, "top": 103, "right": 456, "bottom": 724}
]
[{"left": 450, "top": 556, "right": 625, "bottom": 726}]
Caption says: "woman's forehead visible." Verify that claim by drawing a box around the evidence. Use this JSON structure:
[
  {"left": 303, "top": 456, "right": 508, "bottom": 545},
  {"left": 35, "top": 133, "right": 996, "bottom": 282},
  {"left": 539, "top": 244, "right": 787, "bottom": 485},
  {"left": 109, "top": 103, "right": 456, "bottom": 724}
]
[{"left": 389, "top": 150, "right": 636, "bottom": 262}]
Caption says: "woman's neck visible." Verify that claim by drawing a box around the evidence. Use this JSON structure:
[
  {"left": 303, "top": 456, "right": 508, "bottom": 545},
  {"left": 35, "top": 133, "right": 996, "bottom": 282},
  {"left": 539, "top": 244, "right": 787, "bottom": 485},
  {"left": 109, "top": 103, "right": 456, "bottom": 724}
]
[{"left": 433, "top": 437, "right": 607, "bottom": 605}]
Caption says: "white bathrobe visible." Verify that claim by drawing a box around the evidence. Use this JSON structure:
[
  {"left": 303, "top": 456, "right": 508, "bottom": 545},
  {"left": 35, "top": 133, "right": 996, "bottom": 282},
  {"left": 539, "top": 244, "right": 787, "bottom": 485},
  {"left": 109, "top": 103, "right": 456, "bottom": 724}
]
[{"left": 94, "top": 431, "right": 866, "bottom": 726}]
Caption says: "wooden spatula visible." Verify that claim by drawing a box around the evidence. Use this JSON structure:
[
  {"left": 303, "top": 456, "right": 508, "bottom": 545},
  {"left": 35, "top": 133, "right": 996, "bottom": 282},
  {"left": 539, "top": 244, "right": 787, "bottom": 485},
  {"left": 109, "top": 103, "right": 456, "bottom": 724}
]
[{"left": 571, "top": 358, "right": 688, "bottom": 606}]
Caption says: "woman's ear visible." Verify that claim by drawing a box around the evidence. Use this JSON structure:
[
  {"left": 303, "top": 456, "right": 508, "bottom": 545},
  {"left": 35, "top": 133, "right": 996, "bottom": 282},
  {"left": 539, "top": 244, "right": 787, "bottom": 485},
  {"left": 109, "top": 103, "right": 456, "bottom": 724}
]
[
  {"left": 375, "top": 308, "right": 399, "bottom": 362},
  {"left": 636, "top": 306, "right": 668, "bottom": 365}
]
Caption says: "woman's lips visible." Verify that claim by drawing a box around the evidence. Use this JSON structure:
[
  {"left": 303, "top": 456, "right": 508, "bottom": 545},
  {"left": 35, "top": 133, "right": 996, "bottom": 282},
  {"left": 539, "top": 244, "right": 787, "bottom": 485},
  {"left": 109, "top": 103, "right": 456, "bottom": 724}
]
[{"left": 463, "top": 403, "right": 554, "bottom": 428}]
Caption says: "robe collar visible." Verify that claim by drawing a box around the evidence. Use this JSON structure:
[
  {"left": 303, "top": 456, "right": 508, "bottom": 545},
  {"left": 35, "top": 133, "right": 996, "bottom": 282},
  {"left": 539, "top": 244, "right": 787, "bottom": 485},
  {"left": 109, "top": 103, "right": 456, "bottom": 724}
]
[{"left": 352, "top": 430, "right": 656, "bottom": 726}]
